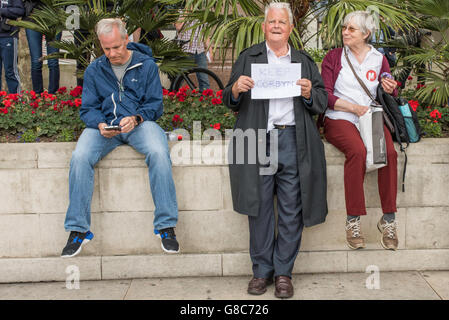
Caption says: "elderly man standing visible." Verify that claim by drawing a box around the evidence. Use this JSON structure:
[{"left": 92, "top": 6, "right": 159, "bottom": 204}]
[
  {"left": 223, "top": 2, "right": 328, "bottom": 298},
  {"left": 61, "top": 18, "right": 179, "bottom": 258}
]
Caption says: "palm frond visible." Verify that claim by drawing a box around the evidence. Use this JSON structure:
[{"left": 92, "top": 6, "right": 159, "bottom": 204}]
[{"left": 414, "top": 72, "right": 449, "bottom": 107}]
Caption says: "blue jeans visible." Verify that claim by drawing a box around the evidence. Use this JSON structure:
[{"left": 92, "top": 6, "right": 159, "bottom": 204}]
[
  {"left": 25, "top": 29, "right": 62, "bottom": 94},
  {"left": 0, "top": 37, "right": 20, "bottom": 93},
  {"left": 193, "top": 52, "right": 210, "bottom": 92},
  {"left": 64, "top": 121, "right": 178, "bottom": 233}
]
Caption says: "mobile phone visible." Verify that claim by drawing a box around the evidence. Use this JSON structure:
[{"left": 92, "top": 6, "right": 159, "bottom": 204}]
[{"left": 104, "top": 125, "right": 121, "bottom": 131}]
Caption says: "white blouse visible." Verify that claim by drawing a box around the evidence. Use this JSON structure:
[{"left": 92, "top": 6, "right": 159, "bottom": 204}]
[{"left": 325, "top": 45, "right": 383, "bottom": 125}]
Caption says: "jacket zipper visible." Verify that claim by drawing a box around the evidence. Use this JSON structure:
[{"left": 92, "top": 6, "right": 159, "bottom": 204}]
[{"left": 110, "top": 62, "right": 143, "bottom": 125}]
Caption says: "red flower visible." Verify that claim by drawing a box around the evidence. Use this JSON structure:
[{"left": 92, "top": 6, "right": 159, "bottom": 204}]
[
  {"left": 172, "top": 114, "right": 183, "bottom": 124},
  {"left": 216, "top": 90, "right": 223, "bottom": 97},
  {"left": 162, "top": 88, "right": 169, "bottom": 96},
  {"left": 168, "top": 91, "right": 176, "bottom": 98},
  {"left": 202, "top": 89, "right": 214, "bottom": 97},
  {"left": 74, "top": 98, "right": 82, "bottom": 107},
  {"left": 408, "top": 100, "right": 419, "bottom": 112},
  {"left": 31, "top": 111, "right": 35, "bottom": 114},
  {"left": 199, "top": 96, "right": 204, "bottom": 102},
  {"left": 210, "top": 123, "right": 221, "bottom": 130},
  {"left": 2, "top": 99, "right": 12, "bottom": 108},
  {"left": 6, "top": 93, "right": 19, "bottom": 101},
  {"left": 407, "top": 76, "right": 413, "bottom": 81},
  {"left": 430, "top": 109, "right": 442, "bottom": 119},
  {"left": 57, "top": 87, "right": 67, "bottom": 94},
  {"left": 211, "top": 98, "right": 222, "bottom": 105},
  {"left": 179, "top": 85, "right": 189, "bottom": 93},
  {"left": 0, "top": 91, "right": 7, "bottom": 97},
  {"left": 176, "top": 91, "right": 186, "bottom": 102},
  {"left": 70, "top": 86, "right": 83, "bottom": 97},
  {"left": 396, "top": 81, "right": 402, "bottom": 87},
  {"left": 416, "top": 83, "right": 426, "bottom": 90}
]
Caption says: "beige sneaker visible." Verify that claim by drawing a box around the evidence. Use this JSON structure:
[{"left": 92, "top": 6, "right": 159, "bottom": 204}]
[
  {"left": 345, "top": 217, "right": 366, "bottom": 249},
  {"left": 377, "top": 218, "right": 399, "bottom": 250}
]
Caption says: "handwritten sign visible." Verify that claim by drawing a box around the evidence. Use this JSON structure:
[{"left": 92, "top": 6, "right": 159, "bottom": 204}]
[{"left": 251, "top": 63, "right": 301, "bottom": 99}]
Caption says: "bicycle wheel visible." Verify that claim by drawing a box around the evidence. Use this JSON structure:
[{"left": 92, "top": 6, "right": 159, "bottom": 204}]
[{"left": 170, "top": 67, "right": 224, "bottom": 92}]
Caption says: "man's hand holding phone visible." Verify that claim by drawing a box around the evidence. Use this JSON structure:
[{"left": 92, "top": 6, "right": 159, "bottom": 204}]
[{"left": 99, "top": 123, "right": 121, "bottom": 138}]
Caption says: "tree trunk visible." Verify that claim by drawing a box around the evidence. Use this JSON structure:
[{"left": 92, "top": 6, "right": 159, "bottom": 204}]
[{"left": 18, "top": 28, "right": 32, "bottom": 92}]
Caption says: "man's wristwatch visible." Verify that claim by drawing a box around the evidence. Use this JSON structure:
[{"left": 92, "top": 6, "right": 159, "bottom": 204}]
[{"left": 134, "top": 115, "right": 143, "bottom": 125}]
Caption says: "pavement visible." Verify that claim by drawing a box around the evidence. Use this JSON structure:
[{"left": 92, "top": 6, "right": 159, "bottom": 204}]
[{"left": 0, "top": 271, "right": 448, "bottom": 300}]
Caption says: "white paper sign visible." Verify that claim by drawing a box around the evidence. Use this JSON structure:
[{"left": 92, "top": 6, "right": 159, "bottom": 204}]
[{"left": 251, "top": 63, "right": 301, "bottom": 99}]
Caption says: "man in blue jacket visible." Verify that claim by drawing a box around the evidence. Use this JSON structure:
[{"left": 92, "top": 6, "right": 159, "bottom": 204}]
[
  {"left": 61, "top": 18, "right": 179, "bottom": 258},
  {"left": 0, "top": 0, "right": 24, "bottom": 93}
]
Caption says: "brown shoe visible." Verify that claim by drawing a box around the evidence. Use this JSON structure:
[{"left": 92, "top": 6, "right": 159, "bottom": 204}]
[
  {"left": 345, "top": 217, "right": 366, "bottom": 249},
  {"left": 275, "top": 276, "right": 294, "bottom": 299},
  {"left": 247, "top": 277, "right": 273, "bottom": 295},
  {"left": 377, "top": 218, "right": 399, "bottom": 250}
]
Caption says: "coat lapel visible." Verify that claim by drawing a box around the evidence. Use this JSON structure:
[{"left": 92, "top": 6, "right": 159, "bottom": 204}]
[{"left": 249, "top": 42, "right": 270, "bottom": 125}]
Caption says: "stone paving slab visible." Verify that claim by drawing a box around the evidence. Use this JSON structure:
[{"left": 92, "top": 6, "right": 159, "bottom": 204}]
[
  {"left": 0, "top": 280, "right": 131, "bottom": 300},
  {"left": 0, "top": 272, "right": 444, "bottom": 300},
  {"left": 420, "top": 271, "right": 449, "bottom": 300}
]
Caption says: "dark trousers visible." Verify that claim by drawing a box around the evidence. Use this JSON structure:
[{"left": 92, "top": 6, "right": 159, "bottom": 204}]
[
  {"left": 248, "top": 126, "right": 304, "bottom": 279},
  {"left": 324, "top": 118, "right": 397, "bottom": 215},
  {"left": 26, "top": 29, "right": 62, "bottom": 94},
  {"left": 0, "top": 37, "right": 20, "bottom": 93},
  {"left": 74, "top": 29, "right": 90, "bottom": 87}
]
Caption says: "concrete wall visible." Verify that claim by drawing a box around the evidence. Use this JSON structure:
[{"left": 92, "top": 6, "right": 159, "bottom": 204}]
[{"left": 0, "top": 139, "right": 449, "bottom": 282}]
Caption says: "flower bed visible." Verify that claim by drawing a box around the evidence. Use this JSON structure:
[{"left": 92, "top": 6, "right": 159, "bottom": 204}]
[
  {"left": 399, "top": 76, "right": 449, "bottom": 138},
  {"left": 1, "top": 82, "right": 448, "bottom": 143},
  {"left": 0, "top": 87, "right": 84, "bottom": 143},
  {"left": 0, "top": 86, "right": 236, "bottom": 143}
]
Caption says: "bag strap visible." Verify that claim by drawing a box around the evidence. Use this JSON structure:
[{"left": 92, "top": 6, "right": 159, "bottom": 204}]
[
  {"left": 345, "top": 47, "right": 408, "bottom": 192},
  {"left": 344, "top": 47, "right": 378, "bottom": 104}
]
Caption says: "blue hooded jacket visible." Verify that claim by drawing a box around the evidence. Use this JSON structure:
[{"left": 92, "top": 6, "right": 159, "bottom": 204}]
[{"left": 80, "top": 42, "right": 163, "bottom": 129}]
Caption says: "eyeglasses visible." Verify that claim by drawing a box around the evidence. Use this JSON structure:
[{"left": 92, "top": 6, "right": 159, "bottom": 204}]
[{"left": 342, "top": 25, "right": 359, "bottom": 33}]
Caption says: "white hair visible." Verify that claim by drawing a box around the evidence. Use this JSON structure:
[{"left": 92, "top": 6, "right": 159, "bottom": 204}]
[
  {"left": 264, "top": 1, "right": 293, "bottom": 25},
  {"left": 343, "top": 11, "right": 378, "bottom": 42},
  {"left": 96, "top": 18, "right": 128, "bottom": 39}
]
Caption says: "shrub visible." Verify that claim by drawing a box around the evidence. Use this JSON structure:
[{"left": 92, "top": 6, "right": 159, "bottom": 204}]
[{"left": 0, "top": 86, "right": 236, "bottom": 142}]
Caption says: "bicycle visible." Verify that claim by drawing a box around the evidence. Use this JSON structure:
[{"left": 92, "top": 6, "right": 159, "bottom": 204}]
[
  {"left": 168, "top": 66, "right": 224, "bottom": 92},
  {"left": 164, "top": 40, "right": 224, "bottom": 92}
]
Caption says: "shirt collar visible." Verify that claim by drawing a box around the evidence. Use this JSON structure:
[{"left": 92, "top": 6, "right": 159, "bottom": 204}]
[
  {"left": 266, "top": 42, "right": 291, "bottom": 59},
  {"left": 344, "top": 44, "right": 382, "bottom": 62}
]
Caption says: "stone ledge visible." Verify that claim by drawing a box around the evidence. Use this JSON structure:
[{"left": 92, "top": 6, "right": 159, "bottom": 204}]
[
  {"left": 2, "top": 139, "right": 448, "bottom": 169},
  {"left": 1, "top": 250, "right": 448, "bottom": 283}
]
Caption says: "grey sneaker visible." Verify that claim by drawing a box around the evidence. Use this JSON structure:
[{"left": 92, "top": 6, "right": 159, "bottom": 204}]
[
  {"left": 377, "top": 218, "right": 398, "bottom": 250},
  {"left": 345, "top": 217, "right": 366, "bottom": 250},
  {"left": 154, "top": 228, "right": 180, "bottom": 253}
]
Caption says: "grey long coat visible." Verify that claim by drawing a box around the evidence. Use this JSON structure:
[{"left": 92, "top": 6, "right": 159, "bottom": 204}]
[{"left": 223, "top": 41, "right": 328, "bottom": 227}]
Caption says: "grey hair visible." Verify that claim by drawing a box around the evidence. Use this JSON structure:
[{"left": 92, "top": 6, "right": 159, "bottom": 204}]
[
  {"left": 96, "top": 18, "right": 128, "bottom": 39},
  {"left": 343, "top": 11, "right": 378, "bottom": 42},
  {"left": 264, "top": 1, "right": 293, "bottom": 25}
]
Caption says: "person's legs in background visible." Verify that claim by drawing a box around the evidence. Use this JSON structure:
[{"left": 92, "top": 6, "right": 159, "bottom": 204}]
[
  {"left": 193, "top": 52, "right": 210, "bottom": 91},
  {"left": 46, "top": 32, "right": 62, "bottom": 94},
  {"left": 1, "top": 37, "right": 21, "bottom": 93},
  {"left": 26, "top": 29, "right": 44, "bottom": 93}
]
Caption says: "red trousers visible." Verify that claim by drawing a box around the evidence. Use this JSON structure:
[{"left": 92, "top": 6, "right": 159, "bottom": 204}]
[{"left": 324, "top": 117, "right": 398, "bottom": 215}]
